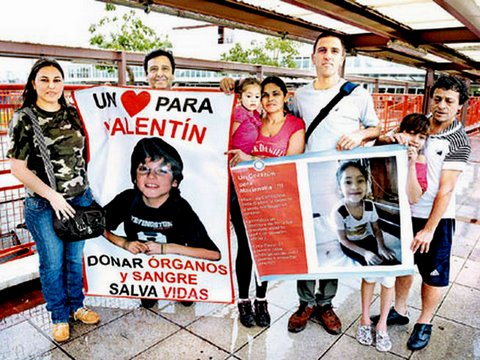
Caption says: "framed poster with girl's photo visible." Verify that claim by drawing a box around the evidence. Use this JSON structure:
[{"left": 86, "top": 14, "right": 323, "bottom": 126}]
[{"left": 231, "top": 144, "right": 415, "bottom": 281}]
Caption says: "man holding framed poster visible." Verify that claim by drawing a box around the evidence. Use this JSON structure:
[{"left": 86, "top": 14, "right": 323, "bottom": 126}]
[
  {"left": 287, "top": 32, "right": 381, "bottom": 335},
  {"left": 220, "top": 32, "right": 381, "bottom": 335},
  {"left": 377, "top": 75, "right": 471, "bottom": 351}
]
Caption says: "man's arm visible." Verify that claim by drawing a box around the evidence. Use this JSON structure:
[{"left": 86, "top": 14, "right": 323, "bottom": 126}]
[
  {"left": 220, "top": 77, "right": 236, "bottom": 94},
  {"left": 336, "top": 126, "right": 381, "bottom": 150},
  {"left": 410, "top": 169, "right": 462, "bottom": 254}
]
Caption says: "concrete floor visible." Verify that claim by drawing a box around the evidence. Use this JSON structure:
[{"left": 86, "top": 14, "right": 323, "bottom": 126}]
[{"left": 1, "top": 134, "right": 479, "bottom": 360}]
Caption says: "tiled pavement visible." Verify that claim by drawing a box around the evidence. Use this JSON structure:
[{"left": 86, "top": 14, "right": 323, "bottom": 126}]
[{"left": 1, "top": 134, "right": 479, "bottom": 360}]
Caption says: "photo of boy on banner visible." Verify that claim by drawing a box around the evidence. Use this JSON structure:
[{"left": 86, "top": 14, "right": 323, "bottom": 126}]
[
  {"left": 103, "top": 137, "right": 221, "bottom": 308},
  {"left": 73, "top": 86, "right": 235, "bottom": 304},
  {"left": 104, "top": 137, "right": 221, "bottom": 260}
]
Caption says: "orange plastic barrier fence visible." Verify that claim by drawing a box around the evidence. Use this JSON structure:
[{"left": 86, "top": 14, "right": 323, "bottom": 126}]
[
  {"left": 466, "top": 97, "right": 480, "bottom": 128},
  {"left": 0, "top": 88, "right": 23, "bottom": 131},
  {"left": 371, "top": 94, "right": 424, "bottom": 133},
  {"left": 1, "top": 85, "right": 479, "bottom": 132}
]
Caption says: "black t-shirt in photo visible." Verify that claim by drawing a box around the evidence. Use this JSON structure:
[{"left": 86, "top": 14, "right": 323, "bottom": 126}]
[{"left": 105, "top": 189, "right": 219, "bottom": 252}]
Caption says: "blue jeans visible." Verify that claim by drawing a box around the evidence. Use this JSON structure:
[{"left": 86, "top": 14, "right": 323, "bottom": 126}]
[{"left": 24, "top": 188, "right": 93, "bottom": 323}]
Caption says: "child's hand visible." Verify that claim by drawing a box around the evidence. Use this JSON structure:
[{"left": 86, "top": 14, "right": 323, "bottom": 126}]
[
  {"left": 378, "top": 245, "right": 396, "bottom": 261},
  {"left": 407, "top": 146, "right": 419, "bottom": 162},
  {"left": 124, "top": 240, "right": 148, "bottom": 255},
  {"left": 225, "top": 149, "right": 252, "bottom": 167},
  {"left": 364, "top": 251, "right": 383, "bottom": 265},
  {"left": 145, "top": 241, "right": 171, "bottom": 255}
]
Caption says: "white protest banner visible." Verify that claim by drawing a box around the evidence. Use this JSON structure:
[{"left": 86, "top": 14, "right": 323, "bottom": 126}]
[
  {"left": 231, "top": 145, "right": 415, "bottom": 281},
  {"left": 74, "top": 86, "right": 235, "bottom": 303}
]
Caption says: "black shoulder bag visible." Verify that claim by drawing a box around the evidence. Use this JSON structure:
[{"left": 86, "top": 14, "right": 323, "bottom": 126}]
[
  {"left": 305, "top": 81, "right": 358, "bottom": 144},
  {"left": 23, "top": 107, "right": 105, "bottom": 242}
]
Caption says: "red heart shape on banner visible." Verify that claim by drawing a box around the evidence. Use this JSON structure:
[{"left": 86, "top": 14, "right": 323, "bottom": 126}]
[{"left": 121, "top": 90, "right": 151, "bottom": 117}]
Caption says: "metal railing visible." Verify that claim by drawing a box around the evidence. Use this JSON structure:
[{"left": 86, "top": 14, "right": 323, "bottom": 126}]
[
  {"left": 1, "top": 84, "right": 479, "bottom": 263},
  {"left": 372, "top": 94, "right": 424, "bottom": 133},
  {"left": 0, "top": 185, "right": 34, "bottom": 263}
]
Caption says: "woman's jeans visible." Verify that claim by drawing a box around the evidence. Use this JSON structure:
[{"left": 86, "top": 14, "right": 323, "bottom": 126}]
[{"left": 24, "top": 188, "right": 93, "bottom": 324}]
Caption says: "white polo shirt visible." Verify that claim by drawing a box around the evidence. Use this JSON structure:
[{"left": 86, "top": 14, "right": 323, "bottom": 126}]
[{"left": 291, "top": 80, "right": 379, "bottom": 153}]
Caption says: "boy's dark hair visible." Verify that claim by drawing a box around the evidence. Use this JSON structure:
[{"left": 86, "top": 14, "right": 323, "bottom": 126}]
[
  {"left": 143, "top": 49, "right": 176, "bottom": 74},
  {"left": 22, "top": 57, "right": 68, "bottom": 109},
  {"left": 235, "top": 77, "right": 261, "bottom": 95},
  {"left": 430, "top": 75, "right": 469, "bottom": 105},
  {"left": 312, "top": 31, "right": 346, "bottom": 55},
  {"left": 399, "top": 113, "right": 430, "bottom": 135},
  {"left": 130, "top": 137, "right": 183, "bottom": 185},
  {"left": 336, "top": 160, "right": 369, "bottom": 186}
]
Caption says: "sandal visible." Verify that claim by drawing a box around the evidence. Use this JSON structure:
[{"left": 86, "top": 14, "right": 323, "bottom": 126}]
[
  {"left": 376, "top": 330, "right": 392, "bottom": 352},
  {"left": 356, "top": 324, "right": 373, "bottom": 346}
]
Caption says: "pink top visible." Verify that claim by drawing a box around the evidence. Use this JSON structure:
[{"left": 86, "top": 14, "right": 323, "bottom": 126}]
[
  {"left": 415, "top": 162, "right": 428, "bottom": 193},
  {"left": 231, "top": 106, "right": 262, "bottom": 154},
  {"left": 251, "top": 114, "right": 305, "bottom": 158}
]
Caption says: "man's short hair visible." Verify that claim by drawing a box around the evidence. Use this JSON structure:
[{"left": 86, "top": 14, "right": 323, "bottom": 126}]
[
  {"left": 312, "top": 31, "right": 346, "bottom": 54},
  {"left": 430, "top": 75, "right": 469, "bottom": 105},
  {"left": 143, "top": 49, "right": 176, "bottom": 74}
]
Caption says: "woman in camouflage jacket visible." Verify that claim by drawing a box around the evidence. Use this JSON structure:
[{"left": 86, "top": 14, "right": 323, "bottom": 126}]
[{"left": 7, "top": 58, "right": 100, "bottom": 342}]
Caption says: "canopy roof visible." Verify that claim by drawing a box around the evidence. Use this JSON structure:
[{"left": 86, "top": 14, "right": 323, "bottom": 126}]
[{"left": 103, "top": 0, "right": 480, "bottom": 82}]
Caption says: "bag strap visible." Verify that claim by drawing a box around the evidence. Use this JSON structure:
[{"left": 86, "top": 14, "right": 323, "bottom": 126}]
[
  {"left": 305, "top": 81, "right": 359, "bottom": 144},
  {"left": 23, "top": 107, "right": 57, "bottom": 189}
]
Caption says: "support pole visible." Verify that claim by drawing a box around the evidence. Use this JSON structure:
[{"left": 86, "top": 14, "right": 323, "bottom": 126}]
[
  {"left": 460, "top": 78, "right": 471, "bottom": 125},
  {"left": 422, "top": 68, "right": 435, "bottom": 114},
  {"left": 117, "top": 51, "right": 127, "bottom": 86}
]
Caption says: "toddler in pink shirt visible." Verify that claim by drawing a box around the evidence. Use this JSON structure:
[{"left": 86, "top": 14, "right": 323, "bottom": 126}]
[{"left": 231, "top": 78, "right": 262, "bottom": 154}]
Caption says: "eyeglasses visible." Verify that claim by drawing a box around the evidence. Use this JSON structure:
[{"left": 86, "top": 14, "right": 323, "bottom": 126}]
[{"left": 137, "top": 164, "right": 172, "bottom": 177}]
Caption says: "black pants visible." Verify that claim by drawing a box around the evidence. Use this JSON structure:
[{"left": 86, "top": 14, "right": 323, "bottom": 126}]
[
  {"left": 340, "top": 235, "right": 400, "bottom": 266},
  {"left": 230, "top": 184, "right": 267, "bottom": 299}
]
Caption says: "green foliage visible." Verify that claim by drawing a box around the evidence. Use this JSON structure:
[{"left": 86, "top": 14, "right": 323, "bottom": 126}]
[
  {"left": 221, "top": 37, "right": 299, "bottom": 68},
  {"left": 89, "top": 4, "right": 172, "bottom": 83}
]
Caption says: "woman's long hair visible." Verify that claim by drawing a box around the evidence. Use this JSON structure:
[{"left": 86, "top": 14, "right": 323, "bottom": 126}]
[{"left": 21, "top": 58, "right": 67, "bottom": 109}]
